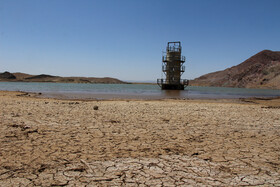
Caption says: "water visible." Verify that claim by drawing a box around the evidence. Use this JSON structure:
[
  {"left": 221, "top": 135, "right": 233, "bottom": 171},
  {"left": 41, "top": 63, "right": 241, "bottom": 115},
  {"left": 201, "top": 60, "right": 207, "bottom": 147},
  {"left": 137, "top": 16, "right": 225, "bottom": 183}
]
[{"left": 0, "top": 82, "right": 280, "bottom": 100}]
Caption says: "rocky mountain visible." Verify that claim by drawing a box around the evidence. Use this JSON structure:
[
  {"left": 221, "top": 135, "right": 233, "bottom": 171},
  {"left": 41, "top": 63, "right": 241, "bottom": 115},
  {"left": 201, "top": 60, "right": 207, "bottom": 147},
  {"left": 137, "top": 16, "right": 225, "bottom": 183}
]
[
  {"left": 0, "top": 71, "right": 16, "bottom": 79},
  {"left": 0, "top": 72, "right": 125, "bottom": 84},
  {"left": 190, "top": 50, "right": 280, "bottom": 89}
]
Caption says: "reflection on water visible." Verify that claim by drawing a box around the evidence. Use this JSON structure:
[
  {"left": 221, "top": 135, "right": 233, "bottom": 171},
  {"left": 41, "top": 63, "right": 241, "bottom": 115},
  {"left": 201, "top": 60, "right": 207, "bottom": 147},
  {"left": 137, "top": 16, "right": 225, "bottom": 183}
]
[
  {"left": 0, "top": 82, "right": 279, "bottom": 99},
  {"left": 161, "top": 90, "right": 185, "bottom": 98}
]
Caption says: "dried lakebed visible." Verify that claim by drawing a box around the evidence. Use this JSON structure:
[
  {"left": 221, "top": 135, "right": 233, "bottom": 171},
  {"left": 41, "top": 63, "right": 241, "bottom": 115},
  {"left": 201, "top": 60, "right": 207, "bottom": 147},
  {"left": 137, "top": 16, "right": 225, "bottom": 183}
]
[{"left": 0, "top": 91, "right": 280, "bottom": 186}]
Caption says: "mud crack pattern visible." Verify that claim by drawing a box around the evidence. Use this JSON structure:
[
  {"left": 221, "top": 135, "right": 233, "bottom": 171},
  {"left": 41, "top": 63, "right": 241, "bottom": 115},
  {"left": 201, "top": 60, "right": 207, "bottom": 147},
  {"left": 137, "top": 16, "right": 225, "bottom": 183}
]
[{"left": 0, "top": 91, "right": 280, "bottom": 186}]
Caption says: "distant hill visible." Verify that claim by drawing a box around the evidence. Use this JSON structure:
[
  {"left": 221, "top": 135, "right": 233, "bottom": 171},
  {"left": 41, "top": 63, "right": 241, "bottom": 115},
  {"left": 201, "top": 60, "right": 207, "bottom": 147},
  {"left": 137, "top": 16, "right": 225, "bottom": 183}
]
[
  {"left": 0, "top": 72, "right": 125, "bottom": 84},
  {"left": 190, "top": 50, "right": 280, "bottom": 89},
  {"left": 25, "top": 74, "right": 57, "bottom": 80},
  {"left": 0, "top": 71, "right": 16, "bottom": 79},
  {"left": 12, "top": 72, "right": 34, "bottom": 79}
]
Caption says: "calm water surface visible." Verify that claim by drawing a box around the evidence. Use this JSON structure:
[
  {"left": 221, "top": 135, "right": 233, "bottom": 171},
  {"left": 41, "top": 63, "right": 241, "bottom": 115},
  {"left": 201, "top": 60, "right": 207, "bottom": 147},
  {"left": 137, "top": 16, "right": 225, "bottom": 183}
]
[{"left": 0, "top": 82, "right": 280, "bottom": 99}]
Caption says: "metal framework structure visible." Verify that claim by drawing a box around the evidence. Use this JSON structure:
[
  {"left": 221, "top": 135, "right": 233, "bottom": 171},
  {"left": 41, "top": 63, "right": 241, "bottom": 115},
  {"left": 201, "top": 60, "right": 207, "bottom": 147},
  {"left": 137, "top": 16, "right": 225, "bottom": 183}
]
[{"left": 157, "top": 41, "right": 189, "bottom": 90}]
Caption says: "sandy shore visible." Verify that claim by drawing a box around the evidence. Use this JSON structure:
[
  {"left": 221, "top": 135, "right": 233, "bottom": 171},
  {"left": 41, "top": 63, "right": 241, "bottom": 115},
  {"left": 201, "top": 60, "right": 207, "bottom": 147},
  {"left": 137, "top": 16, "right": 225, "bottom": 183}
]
[{"left": 0, "top": 91, "right": 280, "bottom": 186}]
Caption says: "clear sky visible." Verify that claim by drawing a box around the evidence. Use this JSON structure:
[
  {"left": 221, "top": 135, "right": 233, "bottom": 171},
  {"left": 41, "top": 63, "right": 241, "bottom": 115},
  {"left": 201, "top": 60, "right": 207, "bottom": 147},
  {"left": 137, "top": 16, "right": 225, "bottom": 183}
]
[{"left": 1, "top": 0, "right": 280, "bottom": 82}]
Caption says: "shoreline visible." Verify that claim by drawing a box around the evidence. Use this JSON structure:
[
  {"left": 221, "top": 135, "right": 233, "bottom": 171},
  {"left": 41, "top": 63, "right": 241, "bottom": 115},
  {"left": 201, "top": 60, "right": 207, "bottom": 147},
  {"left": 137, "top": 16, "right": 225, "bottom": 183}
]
[
  {"left": 13, "top": 90, "right": 280, "bottom": 105},
  {"left": 1, "top": 90, "right": 280, "bottom": 185},
  {"left": 3, "top": 88, "right": 280, "bottom": 102}
]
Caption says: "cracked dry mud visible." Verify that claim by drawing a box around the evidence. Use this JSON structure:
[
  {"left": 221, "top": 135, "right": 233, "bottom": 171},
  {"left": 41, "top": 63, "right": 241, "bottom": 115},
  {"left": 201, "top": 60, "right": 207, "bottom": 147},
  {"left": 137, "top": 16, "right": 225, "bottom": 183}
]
[{"left": 0, "top": 91, "right": 280, "bottom": 186}]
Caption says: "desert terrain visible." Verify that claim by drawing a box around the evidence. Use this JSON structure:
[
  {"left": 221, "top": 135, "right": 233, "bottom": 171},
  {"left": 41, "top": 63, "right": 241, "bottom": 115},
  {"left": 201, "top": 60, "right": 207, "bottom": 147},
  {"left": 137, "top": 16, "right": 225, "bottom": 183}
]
[
  {"left": 191, "top": 50, "right": 280, "bottom": 89},
  {"left": 0, "top": 91, "right": 280, "bottom": 186}
]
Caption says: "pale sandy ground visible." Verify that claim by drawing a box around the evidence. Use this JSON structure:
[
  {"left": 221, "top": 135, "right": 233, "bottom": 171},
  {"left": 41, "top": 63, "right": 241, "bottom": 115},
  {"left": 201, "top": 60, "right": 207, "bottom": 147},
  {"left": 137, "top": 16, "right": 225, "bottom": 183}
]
[{"left": 0, "top": 91, "right": 280, "bottom": 186}]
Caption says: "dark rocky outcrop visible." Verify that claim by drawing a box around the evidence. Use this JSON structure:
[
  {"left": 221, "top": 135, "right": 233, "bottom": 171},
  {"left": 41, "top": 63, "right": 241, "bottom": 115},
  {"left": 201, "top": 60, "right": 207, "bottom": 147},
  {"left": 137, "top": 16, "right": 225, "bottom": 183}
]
[
  {"left": 0, "top": 71, "right": 16, "bottom": 79},
  {"left": 25, "top": 74, "right": 57, "bottom": 80}
]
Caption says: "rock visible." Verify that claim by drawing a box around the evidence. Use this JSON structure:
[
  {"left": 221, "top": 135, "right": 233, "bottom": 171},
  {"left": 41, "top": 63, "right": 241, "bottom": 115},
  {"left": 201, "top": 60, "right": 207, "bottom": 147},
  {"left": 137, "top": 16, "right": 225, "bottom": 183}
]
[{"left": 94, "top": 106, "right": 99, "bottom": 110}]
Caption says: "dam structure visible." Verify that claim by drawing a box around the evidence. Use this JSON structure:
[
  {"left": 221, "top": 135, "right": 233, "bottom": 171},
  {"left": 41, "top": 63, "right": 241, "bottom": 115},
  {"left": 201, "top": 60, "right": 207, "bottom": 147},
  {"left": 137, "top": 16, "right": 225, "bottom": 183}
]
[{"left": 157, "top": 41, "right": 189, "bottom": 90}]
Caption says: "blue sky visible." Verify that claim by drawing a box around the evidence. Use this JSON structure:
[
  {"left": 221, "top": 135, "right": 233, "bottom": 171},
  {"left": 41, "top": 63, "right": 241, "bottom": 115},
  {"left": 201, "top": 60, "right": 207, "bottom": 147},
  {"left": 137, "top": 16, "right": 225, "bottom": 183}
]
[{"left": 0, "top": 0, "right": 280, "bottom": 82}]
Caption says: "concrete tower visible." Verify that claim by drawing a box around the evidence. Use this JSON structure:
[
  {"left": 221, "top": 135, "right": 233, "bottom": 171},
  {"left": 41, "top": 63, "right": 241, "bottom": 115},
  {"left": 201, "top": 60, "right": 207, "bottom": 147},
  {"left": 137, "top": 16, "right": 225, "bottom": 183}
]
[{"left": 157, "top": 41, "right": 189, "bottom": 90}]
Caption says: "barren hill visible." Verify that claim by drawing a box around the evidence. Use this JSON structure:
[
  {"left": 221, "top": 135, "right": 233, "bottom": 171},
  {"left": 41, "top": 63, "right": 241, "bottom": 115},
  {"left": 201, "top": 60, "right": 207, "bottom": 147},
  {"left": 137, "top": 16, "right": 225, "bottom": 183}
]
[
  {"left": 0, "top": 71, "right": 16, "bottom": 79},
  {"left": 0, "top": 72, "right": 125, "bottom": 84},
  {"left": 12, "top": 72, "right": 34, "bottom": 79},
  {"left": 191, "top": 50, "right": 280, "bottom": 89}
]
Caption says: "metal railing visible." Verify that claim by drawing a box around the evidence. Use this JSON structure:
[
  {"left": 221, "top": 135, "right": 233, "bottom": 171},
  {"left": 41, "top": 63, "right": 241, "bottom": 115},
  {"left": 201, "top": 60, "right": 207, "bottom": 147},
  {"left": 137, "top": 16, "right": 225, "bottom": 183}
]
[
  {"left": 167, "top": 46, "right": 181, "bottom": 52},
  {"left": 162, "top": 65, "right": 185, "bottom": 72},
  {"left": 157, "top": 79, "right": 189, "bottom": 86},
  {"left": 162, "top": 55, "right": 186, "bottom": 62}
]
